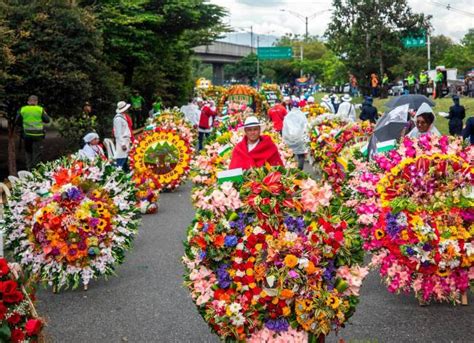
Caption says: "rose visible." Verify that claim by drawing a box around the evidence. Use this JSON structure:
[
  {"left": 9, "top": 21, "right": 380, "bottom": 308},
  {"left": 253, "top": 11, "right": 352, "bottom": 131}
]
[
  {"left": 0, "top": 280, "right": 24, "bottom": 303},
  {"left": 11, "top": 329, "right": 25, "bottom": 343},
  {"left": 7, "top": 312, "right": 22, "bottom": 325},
  {"left": 25, "top": 319, "right": 43, "bottom": 336},
  {"left": 0, "top": 259, "right": 10, "bottom": 277},
  {"left": 0, "top": 302, "right": 6, "bottom": 320}
]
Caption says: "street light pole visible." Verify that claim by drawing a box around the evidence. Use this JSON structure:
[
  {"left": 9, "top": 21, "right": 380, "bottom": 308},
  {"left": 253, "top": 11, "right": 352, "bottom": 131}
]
[{"left": 256, "top": 36, "right": 260, "bottom": 90}]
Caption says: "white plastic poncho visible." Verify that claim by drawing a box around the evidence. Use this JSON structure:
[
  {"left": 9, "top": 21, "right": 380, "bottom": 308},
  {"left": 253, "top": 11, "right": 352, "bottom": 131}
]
[
  {"left": 407, "top": 102, "right": 441, "bottom": 138},
  {"left": 282, "top": 108, "right": 308, "bottom": 155},
  {"left": 180, "top": 103, "right": 200, "bottom": 126}
]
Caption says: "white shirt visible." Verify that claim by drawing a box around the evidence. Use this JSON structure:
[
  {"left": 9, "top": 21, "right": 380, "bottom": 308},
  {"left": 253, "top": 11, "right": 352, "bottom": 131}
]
[
  {"left": 321, "top": 100, "right": 335, "bottom": 113},
  {"left": 78, "top": 144, "right": 105, "bottom": 161},
  {"left": 248, "top": 139, "right": 260, "bottom": 152},
  {"left": 113, "top": 113, "right": 132, "bottom": 159},
  {"left": 337, "top": 101, "right": 356, "bottom": 122}
]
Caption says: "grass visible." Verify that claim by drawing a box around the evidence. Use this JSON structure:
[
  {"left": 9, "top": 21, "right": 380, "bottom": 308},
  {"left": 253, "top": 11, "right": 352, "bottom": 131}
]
[{"left": 312, "top": 93, "right": 474, "bottom": 135}]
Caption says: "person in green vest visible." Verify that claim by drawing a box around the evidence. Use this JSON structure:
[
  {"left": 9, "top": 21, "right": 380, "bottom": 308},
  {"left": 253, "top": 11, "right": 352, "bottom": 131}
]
[
  {"left": 129, "top": 90, "right": 146, "bottom": 129},
  {"left": 151, "top": 96, "right": 162, "bottom": 115},
  {"left": 381, "top": 73, "right": 389, "bottom": 98},
  {"left": 434, "top": 68, "right": 444, "bottom": 99},
  {"left": 419, "top": 70, "right": 428, "bottom": 96},
  {"left": 407, "top": 71, "right": 416, "bottom": 94},
  {"left": 16, "top": 95, "right": 51, "bottom": 170}
]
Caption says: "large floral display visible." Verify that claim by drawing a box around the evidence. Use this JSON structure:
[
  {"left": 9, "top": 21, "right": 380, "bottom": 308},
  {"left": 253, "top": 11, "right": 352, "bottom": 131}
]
[
  {"left": 130, "top": 127, "right": 193, "bottom": 191},
  {"left": 0, "top": 259, "right": 44, "bottom": 342},
  {"left": 150, "top": 108, "right": 196, "bottom": 146},
  {"left": 2, "top": 159, "right": 140, "bottom": 290},
  {"left": 132, "top": 173, "right": 160, "bottom": 214},
  {"left": 218, "top": 85, "right": 264, "bottom": 115},
  {"left": 185, "top": 164, "right": 367, "bottom": 341},
  {"left": 347, "top": 135, "right": 474, "bottom": 304}
]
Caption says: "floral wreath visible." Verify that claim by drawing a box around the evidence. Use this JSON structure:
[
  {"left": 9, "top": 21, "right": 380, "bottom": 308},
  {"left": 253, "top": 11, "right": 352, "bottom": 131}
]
[
  {"left": 218, "top": 85, "right": 264, "bottom": 115},
  {"left": 346, "top": 135, "right": 474, "bottom": 303},
  {"left": 149, "top": 108, "right": 196, "bottom": 146},
  {"left": 2, "top": 158, "right": 140, "bottom": 290},
  {"left": 184, "top": 166, "right": 367, "bottom": 341},
  {"left": 130, "top": 127, "right": 193, "bottom": 191}
]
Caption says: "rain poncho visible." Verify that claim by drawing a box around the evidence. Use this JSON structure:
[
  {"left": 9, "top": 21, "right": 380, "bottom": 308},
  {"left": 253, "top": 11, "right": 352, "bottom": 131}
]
[
  {"left": 407, "top": 102, "right": 441, "bottom": 138},
  {"left": 180, "top": 103, "right": 200, "bottom": 126},
  {"left": 282, "top": 108, "right": 308, "bottom": 155}
]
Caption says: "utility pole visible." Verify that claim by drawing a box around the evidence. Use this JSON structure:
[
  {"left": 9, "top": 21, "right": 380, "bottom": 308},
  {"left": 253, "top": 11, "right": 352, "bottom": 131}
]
[
  {"left": 256, "top": 36, "right": 260, "bottom": 90},
  {"left": 305, "top": 17, "right": 309, "bottom": 42},
  {"left": 300, "top": 43, "right": 303, "bottom": 77},
  {"left": 250, "top": 26, "right": 254, "bottom": 51},
  {"left": 427, "top": 32, "right": 431, "bottom": 70}
]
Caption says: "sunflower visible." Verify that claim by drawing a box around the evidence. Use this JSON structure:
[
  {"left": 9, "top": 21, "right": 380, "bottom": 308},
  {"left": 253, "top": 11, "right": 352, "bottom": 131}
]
[
  {"left": 326, "top": 294, "right": 341, "bottom": 310},
  {"left": 374, "top": 229, "right": 385, "bottom": 240},
  {"left": 436, "top": 269, "right": 449, "bottom": 277}
]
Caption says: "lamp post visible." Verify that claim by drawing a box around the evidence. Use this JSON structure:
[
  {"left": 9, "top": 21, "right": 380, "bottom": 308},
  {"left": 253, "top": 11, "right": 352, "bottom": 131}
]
[
  {"left": 256, "top": 31, "right": 275, "bottom": 90},
  {"left": 280, "top": 9, "right": 329, "bottom": 77}
]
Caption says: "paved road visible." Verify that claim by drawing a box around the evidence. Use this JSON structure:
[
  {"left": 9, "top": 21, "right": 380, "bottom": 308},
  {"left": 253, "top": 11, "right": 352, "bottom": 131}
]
[{"left": 37, "top": 182, "right": 473, "bottom": 343}]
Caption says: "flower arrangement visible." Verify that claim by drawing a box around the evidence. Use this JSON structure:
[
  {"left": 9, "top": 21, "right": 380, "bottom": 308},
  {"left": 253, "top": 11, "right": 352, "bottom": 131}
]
[
  {"left": 130, "top": 127, "right": 193, "bottom": 191},
  {"left": 184, "top": 166, "right": 367, "bottom": 341},
  {"left": 2, "top": 158, "right": 140, "bottom": 290},
  {"left": 309, "top": 118, "right": 373, "bottom": 192},
  {"left": 218, "top": 85, "right": 264, "bottom": 115},
  {"left": 0, "top": 259, "right": 44, "bottom": 342},
  {"left": 347, "top": 135, "right": 474, "bottom": 303},
  {"left": 302, "top": 103, "right": 326, "bottom": 119},
  {"left": 132, "top": 173, "right": 161, "bottom": 214},
  {"left": 149, "top": 108, "right": 196, "bottom": 146}
]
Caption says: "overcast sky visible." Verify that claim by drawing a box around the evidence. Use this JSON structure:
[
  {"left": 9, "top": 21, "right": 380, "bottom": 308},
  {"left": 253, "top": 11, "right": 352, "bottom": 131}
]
[{"left": 210, "top": 0, "right": 473, "bottom": 43}]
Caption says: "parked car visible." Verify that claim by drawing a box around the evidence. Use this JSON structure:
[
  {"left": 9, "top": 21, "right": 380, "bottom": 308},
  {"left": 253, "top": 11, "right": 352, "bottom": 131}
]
[{"left": 389, "top": 81, "right": 404, "bottom": 96}]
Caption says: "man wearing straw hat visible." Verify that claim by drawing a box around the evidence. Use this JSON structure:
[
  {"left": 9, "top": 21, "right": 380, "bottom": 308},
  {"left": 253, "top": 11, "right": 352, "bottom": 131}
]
[
  {"left": 337, "top": 94, "right": 356, "bottom": 122},
  {"left": 229, "top": 116, "right": 283, "bottom": 170},
  {"left": 113, "top": 101, "right": 132, "bottom": 172}
]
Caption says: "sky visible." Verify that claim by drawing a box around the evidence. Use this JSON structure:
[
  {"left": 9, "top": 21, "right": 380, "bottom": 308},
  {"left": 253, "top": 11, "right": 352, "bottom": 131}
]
[{"left": 210, "top": 0, "right": 474, "bottom": 44}]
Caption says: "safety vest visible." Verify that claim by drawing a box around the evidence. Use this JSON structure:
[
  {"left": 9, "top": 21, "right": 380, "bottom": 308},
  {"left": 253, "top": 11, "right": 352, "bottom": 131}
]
[
  {"left": 407, "top": 75, "right": 415, "bottom": 86},
  {"left": 382, "top": 76, "right": 389, "bottom": 85},
  {"left": 20, "top": 105, "right": 44, "bottom": 138},
  {"left": 419, "top": 73, "right": 428, "bottom": 84},
  {"left": 435, "top": 72, "right": 443, "bottom": 83}
]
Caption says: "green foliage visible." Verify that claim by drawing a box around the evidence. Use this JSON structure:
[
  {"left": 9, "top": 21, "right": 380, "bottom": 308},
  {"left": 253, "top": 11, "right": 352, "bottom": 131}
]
[
  {"left": 225, "top": 53, "right": 260, "bottom": 83},
  {"left": 326, "top": 0, "right": 430, "bottom": 84},
  {"left": 441, "top": 29, "right": 474, "bottom": 75},
  {"left": 55, "top": 113, "right": 98, "bottom": 151}
]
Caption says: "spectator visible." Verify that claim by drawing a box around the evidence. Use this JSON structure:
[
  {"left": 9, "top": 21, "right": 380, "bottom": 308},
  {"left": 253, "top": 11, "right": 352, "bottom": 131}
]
[
  {"left": 370, "top": 73, "right": 379, "bottom": 97},
  {"left": 462, "top": 116, "right": 474, "bottom": 144},
  {"left": 298, "top": 95, "right": 307, "bottom": 108},
  {"left": 359, "top": 96, "right": 378, "bottom": 124},
  {"left": 419, "top": 70, "right": 428, "bottom": 96},
  {"left": 130, "top": 90, "right": 146, "bottom": 128},
  {"left": 282, "top": 108, "right": 308, "bottom": 170},
  {"left": 197, "top": 101, "right": 217, "bottom": 151},
  {"left": 434, "top": 68, "right": 444, "bottom": 99},
  {"left": 381, "top": 73, "right": 389, "bottom": 98},
  {"left": 407, "top": 103, "right": 441, "bottom": 138},
  {"left": 78, "top": 132, "right": 106, "bottom": 161},
  {"left": 407, "top": 71, "right": 416, "bottom": 94},
  {"left": 16, "top": 95, "right": 51, "bottom": 171},
  {"left": 320, "top": 94, "right": 335, "bottom": 113},
  {"left": 446, "top": 95, "right": 465, "bottom": 136}
]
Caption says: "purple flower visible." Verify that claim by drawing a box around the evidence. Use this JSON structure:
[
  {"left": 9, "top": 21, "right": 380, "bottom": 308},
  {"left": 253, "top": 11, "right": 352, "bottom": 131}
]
[
  {"left": 406, "top": 247, "right": 415, "bottom": 256},
  {"left": 216, "top": 264, "right": 231, "bottom": 289},
  {"left": 224, "top": 235, "right": 238, "bottom": 247},
  {"left": 89, "top": 218, "right": 99, "bottom": 227},
  {"left": 199, "top": 251, "right": 207, "bottom": 260},
  {"left": 288, "top": 270, "right": 299, "bottom": 278},
  {"left": 385, "top": 212, "right": 401, "bottom": 238},
  {"left": 265, "top": 318, "right": 289, "bottom": 332},
  {"left": 284, "top": 215, "right": 305, "bottom": 233},
  {"left": 66, "top": 187, "right": 83, "bottom": 201}
]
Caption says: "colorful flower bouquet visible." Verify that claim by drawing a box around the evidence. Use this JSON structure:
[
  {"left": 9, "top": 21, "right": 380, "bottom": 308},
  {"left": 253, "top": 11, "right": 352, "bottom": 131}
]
[
  {"left": 149, "top": 108, "right": 196, "bottom": 146},
  {"left": 2, "top": 158, "right": 140, "bottom": 290},
  {"left": 130, "top": 127, "right": 193, "bottom": 191},
  {"left": 0, "top": 258, "right": 44, "bottom": 342},
  {"left": 302, "top": 103, "right": 326, "bottom": 120},
  {"left": 132, "top": 173, "right": 161, "bottom": 214},
  {"left": 184, "top": 166, "right": 367, "bottom": 341},
  {"left": 347, "top": 135, "right": 474, "bottom": 304}
]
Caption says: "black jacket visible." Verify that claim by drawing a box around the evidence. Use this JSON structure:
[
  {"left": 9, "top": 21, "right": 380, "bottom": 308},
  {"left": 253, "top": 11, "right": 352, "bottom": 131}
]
[
  {"left": 360, "top": 103, "right": 378, "bottom": 123},
  {"left": 463, "top": 117, "right": 474, "bottom": 145},
  {"left": 448, "top": 104, "right": 465, "bottom": 121}
]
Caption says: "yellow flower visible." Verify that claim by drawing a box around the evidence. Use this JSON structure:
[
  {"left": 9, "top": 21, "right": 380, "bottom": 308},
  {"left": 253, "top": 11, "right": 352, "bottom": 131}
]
[
  {"left": 326, "top": 294, "right": 341, "bottom": 310},
  {"left": 374, "top": 229, "right": 385, "bottom": 240}
]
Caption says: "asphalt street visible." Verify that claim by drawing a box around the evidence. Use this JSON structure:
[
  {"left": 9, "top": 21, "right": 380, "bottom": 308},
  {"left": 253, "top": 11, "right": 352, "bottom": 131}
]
[{"left": 37, "top": 182, "right": 473, "bottom": 343}]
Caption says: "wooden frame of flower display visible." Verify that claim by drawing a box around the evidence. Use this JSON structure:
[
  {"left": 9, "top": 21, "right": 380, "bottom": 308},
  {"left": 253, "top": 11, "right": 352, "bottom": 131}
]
[
  {"left": 218, "top": 85, "right": 264, "bottom": 116},
  {"left": 1, "top": 158, "right": 140, "bottom": 291}
]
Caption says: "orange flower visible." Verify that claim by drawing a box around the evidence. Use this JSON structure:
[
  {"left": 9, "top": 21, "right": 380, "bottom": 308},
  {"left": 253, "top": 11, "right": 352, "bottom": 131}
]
[
  {"left": 284, "top": 254, "right": 298, "bottom": 268},
  {"left": 306, "top": 261, "right": 317, "bottom": 275},
  {"left": 280, "top": 289, "right": 294, "bottom": 299},
  {"left": 214, "top": 234, "right": 225, "bottom": 247}
]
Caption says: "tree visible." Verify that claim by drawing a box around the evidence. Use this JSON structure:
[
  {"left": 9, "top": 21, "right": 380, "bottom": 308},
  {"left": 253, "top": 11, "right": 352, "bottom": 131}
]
[
  {"left": 441, "top": 29, "right": 474, "bottom": 75},
  {"left": 326, "top": 0, "right": 430, "bottom": 89},
  {"left": 225, "top": 53, "right": 261, "bottom": 83}
]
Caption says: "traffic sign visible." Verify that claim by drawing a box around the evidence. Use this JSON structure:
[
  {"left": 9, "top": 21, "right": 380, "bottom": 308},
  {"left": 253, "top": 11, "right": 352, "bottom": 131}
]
[
  {"left": 257, "top": 47, "right": 293, "bottom": 60},
  {"left": 402, "top": 36, "right": 426, "bottom": 48}
]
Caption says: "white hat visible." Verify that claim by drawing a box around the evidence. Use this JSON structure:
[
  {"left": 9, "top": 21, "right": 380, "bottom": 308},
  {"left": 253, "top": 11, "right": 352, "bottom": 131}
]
[
  {"left": 341, "top": 94, "right": 352, "bottom": 102},
  {"left": 321, "top": 94, "right": 330, "bottom": 102},
  {"left": 300, "top": 95, "right": 306, "bottom": 101},
  {"left": 195, "top": 97, "right": 203, "bottom": 103},
  {"left": 308, "top": 96, "right": 315, "bottom": 103},
  {"left": 83, "top": 132, "right": 99, "bottom": 143},
  {"left": 283, "top": 96, "right": 290, "bottom": 102},
  {"left": 116, "top": 101, "right": 131, "bottom": 114},
  {"left": 243, "top": 116, "right": 263, "bottom": 128}
]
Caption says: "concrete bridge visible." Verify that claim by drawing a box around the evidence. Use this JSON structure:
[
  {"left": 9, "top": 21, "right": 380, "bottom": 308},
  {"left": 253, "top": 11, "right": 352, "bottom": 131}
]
[{"left": 193, "top": 41, "right": 254, "bottom": 85}]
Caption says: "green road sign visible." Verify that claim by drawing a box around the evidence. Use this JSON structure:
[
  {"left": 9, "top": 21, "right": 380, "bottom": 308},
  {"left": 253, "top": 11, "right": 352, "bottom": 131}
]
[
  {"left": 402, "top": 35, "right": 426, "bottom": 48},
  {"left": 257, "top": 47, "right": 293, "bottom": 60}
]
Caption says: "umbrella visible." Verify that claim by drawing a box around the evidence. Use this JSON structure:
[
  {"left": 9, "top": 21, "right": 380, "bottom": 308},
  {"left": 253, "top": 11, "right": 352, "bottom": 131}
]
[
  {"left": 368, "top": 104, "right": 409, "bottom": 158},
  {"left": 385, "top": 94, "right": 435, "bottom": 110}
]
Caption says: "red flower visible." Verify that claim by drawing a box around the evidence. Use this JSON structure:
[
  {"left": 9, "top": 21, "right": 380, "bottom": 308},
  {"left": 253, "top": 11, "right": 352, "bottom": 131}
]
[
  {"left": 25, "top": 319, "right": 43, "bottom": 336},
  {"left": 0, "top": 259, "right": 10, "bottom": 277},
  {"left": 0, "top": 280, "right": 24, "bottom": 304},
  {"left": 7, "top": 312, "right": 22, "bottom": 325},
  {"left": 0, "top": 302, "right": 7, "bottom": 320},
  {"left": 11, "top": 329, "right": 25, "bottom": 343}
]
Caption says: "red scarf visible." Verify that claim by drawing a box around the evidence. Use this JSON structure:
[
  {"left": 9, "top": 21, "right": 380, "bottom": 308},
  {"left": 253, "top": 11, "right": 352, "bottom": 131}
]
[{"left": 229, "top": 135, "right": 283, "bottom": 170}]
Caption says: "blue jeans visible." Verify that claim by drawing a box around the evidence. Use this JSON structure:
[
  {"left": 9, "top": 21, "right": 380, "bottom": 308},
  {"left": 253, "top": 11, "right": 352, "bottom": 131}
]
[
  {"left": 198, "top": 132, "right": 209, "bottom": 151},
  {"left": 115, "top": 158, "right": 129, "bottom": 173}
]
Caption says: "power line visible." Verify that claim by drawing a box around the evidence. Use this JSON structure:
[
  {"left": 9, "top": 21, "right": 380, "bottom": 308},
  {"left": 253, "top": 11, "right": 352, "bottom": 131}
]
[{"left": 429, "top": 1, "right": 474, "bottom": 17}]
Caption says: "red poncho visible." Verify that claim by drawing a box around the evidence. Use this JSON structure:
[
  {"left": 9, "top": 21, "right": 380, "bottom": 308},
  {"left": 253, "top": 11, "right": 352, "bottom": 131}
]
[
  {"left": 267, "top": 104, "right": 287, "bottom": 131},
  {"left": 229, "top": 135, "right": 283, "bottom": 170}
]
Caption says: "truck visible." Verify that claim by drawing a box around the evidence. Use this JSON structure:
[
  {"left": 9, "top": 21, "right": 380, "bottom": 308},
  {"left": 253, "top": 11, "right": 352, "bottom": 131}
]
[{"left": 427, "top": 66, "right": 458, "bottom": 97}]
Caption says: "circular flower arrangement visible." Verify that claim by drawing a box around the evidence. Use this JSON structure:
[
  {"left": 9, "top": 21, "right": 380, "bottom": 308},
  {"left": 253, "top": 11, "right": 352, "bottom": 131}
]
[
  {"left": 184, "top": 166, "right": 367, "bottom": 341},
  {"left": 130, "top": 127, "right": 193, "bottom": 191},
  {"left": 0, "top": 258, "right": 44, "bottom": 342},
  {"left": 2, "top": 158, "right": 140, "bottom": 290},
  {"left": 309, "top": 117, "right": 373, "bottom": 192},
  {"left": 132, "top": 173, "right": 161, "bottom": 214},
  {"left": 150, "top": 108, "right": 196, "bottom": 146},
  {"left": 347, "top": 135, "right": 474, "bottom": 303}
]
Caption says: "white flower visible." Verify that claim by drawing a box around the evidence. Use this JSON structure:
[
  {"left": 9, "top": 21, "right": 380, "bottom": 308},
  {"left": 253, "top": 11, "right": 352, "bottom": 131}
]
[
  {"left": 228, "top": 302, "right": 242, "bottom": 314},
  {"left": 231, "top": 313, "right": 245, "bottom": 326}
]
